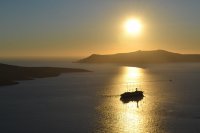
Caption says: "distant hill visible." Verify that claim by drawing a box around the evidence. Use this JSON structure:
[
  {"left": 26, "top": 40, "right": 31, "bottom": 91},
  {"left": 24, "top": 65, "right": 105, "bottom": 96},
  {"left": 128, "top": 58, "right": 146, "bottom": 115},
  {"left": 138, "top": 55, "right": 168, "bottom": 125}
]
[
  {"left": 77, "top": 50, "right": 200, "bottom": 65},
  {"left": 0, "top": 63, "right": 90, "bottom": 86}
]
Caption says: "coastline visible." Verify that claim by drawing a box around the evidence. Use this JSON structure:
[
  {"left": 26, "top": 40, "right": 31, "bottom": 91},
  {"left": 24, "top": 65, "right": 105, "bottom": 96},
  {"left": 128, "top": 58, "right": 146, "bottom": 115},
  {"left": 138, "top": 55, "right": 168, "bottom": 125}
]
[{"left": 0, "top": 63, "right": 91, "bottom": 87}]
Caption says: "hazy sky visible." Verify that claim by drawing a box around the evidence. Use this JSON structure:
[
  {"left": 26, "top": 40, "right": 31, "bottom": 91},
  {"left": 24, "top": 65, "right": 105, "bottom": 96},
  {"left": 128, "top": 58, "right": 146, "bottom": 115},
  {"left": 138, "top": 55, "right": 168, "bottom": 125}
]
[{"left": 1, "top": 0, "right": 200, "bottom": 58}]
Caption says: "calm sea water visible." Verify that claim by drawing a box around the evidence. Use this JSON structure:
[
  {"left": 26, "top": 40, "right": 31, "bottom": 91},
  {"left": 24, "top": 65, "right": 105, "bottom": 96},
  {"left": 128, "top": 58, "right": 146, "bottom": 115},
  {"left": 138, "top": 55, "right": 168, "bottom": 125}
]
[{"left": 0, "top": 60, "right": 200, "bottom": 133}]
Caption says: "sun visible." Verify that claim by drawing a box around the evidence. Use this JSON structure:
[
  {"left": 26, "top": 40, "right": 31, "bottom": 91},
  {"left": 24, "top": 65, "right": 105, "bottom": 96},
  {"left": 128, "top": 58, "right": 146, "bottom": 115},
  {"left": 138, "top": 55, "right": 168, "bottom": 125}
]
[{"left": 124, "top": 19, "right": 142, "bottom": 35}]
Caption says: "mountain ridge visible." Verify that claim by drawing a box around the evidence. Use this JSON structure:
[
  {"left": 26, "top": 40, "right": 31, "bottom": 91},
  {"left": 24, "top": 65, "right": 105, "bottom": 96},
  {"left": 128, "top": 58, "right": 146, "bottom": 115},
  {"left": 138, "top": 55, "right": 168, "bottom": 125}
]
[{"left": 77, "top": 50, "right": 200, "bottom": 65}]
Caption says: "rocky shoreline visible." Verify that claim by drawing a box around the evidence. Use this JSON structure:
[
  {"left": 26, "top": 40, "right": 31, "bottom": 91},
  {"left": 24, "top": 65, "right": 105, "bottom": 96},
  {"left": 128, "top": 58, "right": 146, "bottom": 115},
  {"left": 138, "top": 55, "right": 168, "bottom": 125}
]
[{"left": 0, "top": 63, "right": 90, "bottom": 86}]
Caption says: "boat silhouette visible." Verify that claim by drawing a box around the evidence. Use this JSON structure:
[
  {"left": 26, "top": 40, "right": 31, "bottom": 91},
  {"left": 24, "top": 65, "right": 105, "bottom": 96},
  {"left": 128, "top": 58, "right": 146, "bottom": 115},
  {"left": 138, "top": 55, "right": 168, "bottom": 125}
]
[{"left": 120, "top": 88, "right": 144, "bottom": 107}]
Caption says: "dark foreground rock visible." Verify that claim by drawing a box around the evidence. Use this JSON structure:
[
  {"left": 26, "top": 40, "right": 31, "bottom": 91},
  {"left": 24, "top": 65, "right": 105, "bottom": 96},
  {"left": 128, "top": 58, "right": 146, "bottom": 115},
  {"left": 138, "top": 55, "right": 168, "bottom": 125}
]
[{"left": 0, "top": 63, "right": 90, "bottom": 86}]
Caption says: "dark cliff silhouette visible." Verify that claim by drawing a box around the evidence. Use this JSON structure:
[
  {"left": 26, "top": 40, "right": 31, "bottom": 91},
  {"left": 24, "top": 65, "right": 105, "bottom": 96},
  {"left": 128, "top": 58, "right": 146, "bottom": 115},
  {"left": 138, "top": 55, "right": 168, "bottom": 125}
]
[
  {"left": 77, "top": 50, "right": 200, "bottom": 65},
  {"left": 0, "top": 63, "right": 90, "bottom": 86}
]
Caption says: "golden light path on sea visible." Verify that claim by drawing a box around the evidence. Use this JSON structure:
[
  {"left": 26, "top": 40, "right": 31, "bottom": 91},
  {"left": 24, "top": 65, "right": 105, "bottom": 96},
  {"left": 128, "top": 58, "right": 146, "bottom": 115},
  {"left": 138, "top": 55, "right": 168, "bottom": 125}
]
[{"left": 96, "top": 66, "right": 160, "bottom": 133}]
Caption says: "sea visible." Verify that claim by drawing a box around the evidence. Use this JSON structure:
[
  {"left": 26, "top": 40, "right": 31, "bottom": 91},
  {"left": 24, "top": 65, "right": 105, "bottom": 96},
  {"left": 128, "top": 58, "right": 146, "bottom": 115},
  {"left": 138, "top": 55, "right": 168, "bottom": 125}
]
[{"left": 0, "top": 59, "right": 200, "bottom": 133}]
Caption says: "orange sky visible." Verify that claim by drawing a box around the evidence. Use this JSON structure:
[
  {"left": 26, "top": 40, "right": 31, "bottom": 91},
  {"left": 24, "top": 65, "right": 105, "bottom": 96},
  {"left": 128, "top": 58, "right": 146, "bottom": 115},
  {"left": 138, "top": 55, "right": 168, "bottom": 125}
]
[{"left": 1, "top": 0, "right": 200, "bottom": 58}]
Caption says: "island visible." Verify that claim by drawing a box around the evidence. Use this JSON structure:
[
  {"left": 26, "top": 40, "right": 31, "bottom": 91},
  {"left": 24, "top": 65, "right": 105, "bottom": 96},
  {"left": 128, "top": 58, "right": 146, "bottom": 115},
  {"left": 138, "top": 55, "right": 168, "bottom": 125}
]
[
  {"left": 0, "top": 63, "right": 90, "bottom": 86},
  {"left": 77, "top": 50, "right": 200, "bottom": 66}
]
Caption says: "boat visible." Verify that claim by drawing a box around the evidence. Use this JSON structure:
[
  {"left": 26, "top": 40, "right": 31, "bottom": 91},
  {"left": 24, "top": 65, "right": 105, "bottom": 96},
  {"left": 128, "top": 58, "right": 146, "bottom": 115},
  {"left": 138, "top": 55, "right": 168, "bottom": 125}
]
[{"left": 120, "top": 88, "right": 144, "bottom": 104}]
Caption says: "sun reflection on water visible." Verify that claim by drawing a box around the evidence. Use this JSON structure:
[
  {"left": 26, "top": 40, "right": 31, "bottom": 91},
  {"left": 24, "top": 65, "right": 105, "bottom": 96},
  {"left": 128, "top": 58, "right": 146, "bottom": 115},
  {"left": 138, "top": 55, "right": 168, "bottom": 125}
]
[
  {"left": 96, "top": 66, "right": 157, "bottom": 133},
  {"left": 125, "top": 67, "right": 141, "bottom": 81},
  {"left": 117, "top": 66, "right": 144, "bottom": 93},
  {"left": 119, "top": 67, "right": 144, "bottom": 133}
]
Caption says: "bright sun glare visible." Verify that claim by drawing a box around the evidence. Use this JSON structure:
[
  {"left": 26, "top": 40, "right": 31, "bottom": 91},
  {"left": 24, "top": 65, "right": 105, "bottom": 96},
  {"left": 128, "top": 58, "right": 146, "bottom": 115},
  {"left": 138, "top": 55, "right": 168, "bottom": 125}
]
[{"left": 124, "top": 19, "right": 142, "bottom": 35}]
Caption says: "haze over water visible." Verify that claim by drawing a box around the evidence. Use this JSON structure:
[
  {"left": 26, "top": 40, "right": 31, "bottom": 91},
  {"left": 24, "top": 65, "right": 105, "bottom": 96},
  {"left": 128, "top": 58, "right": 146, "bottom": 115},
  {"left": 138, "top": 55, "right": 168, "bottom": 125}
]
[{"left": 0, "top": 60, "right": 200, "bottom": 133}]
